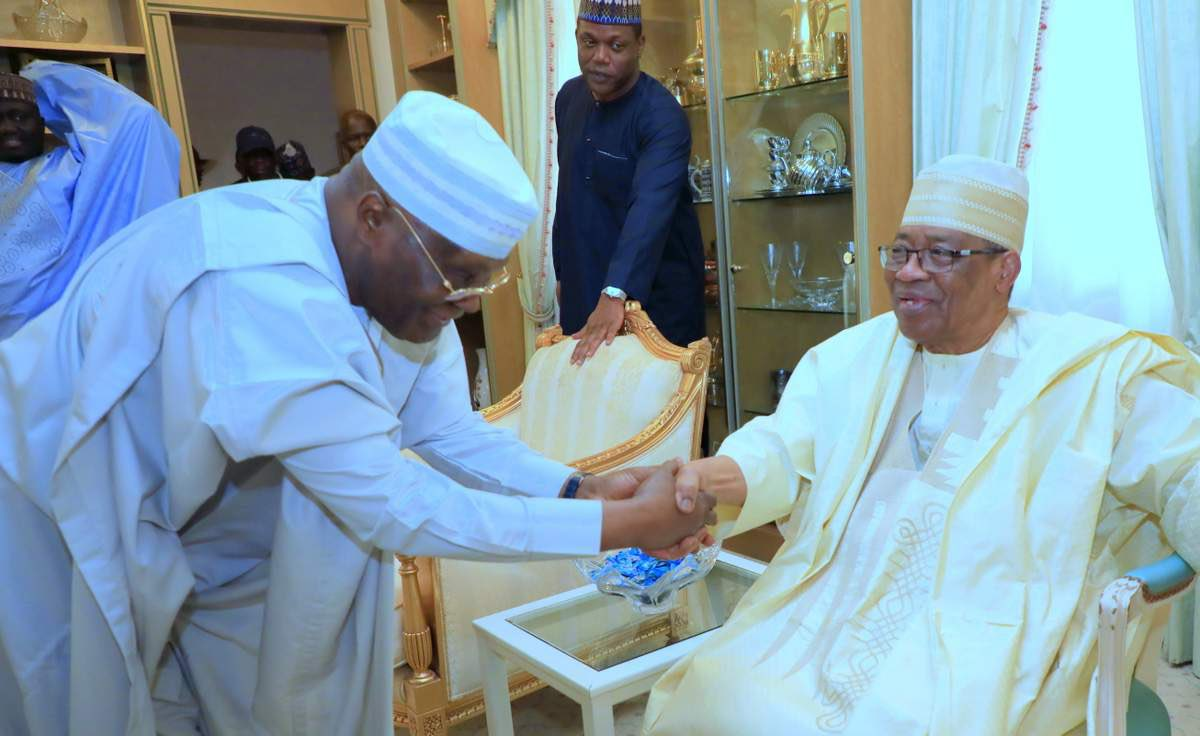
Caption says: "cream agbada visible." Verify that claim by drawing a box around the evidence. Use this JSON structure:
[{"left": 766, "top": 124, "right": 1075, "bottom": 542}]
[{"left": 644, "top": 155, "right": 1200, "bottom": 735}]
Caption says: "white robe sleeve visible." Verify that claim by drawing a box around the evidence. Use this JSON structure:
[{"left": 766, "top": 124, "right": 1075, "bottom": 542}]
[
  {"left": 198, "top": 267, "right": 602, "bottom": 560},
  {"left": 1108, "top": 370, "right": 1200, "bottom": 570},
  {"left": 711, "top": 350, "right": 819, "bottom": 539},
  {"left": 394, "top": 325, "right": 574, "bottom": 498}
]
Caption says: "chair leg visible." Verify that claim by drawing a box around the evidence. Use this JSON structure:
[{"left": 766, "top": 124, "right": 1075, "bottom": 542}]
[
  {"left": 406, "top": 706, "right": 448, "bottom": 736},
  {"left": 398, "top": 555, "right": 449, "bottom": 735}
]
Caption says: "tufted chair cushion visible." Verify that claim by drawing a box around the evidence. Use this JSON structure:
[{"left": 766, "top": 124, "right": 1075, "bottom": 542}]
[
  {"left": 435, "top": 332, "right": 698, "bottom": 700},
  {"left": 437, "top": 416, "right": 696, "bottom": 700},
  {"left": 517, "top": 334, "right": 682, "bottom": 459},
  {"left": 394, "top": 311, "right": 708, "bottom": 715}
]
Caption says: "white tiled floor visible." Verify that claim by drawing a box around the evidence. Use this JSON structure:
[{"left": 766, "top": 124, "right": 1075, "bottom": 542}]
[
  {"left": 425, "top": 658, "right": 1200, "bottom": 736},
  {"left": 1160, "top": 660, "right": 1200, "bottom": 736}
]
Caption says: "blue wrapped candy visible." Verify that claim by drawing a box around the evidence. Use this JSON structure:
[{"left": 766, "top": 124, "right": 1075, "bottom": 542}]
[
  {"left": 576, "top": 544, "right": 721, "bottom": 615},
  {"left": 588, "top": 548, "right": 682, "bottom": 586}
]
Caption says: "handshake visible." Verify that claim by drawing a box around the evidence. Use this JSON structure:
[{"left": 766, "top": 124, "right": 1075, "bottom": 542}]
[{"left": 581, "top": 459, "right": 719, "bottom": 559}]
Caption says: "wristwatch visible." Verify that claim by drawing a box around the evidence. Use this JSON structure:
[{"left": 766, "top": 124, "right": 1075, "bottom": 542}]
[
  {"left": 602, "top": 286, "right": 627, "bottom": 301},
  {"left": 561, "top": 471, "right": 591, "bottom": 499}
]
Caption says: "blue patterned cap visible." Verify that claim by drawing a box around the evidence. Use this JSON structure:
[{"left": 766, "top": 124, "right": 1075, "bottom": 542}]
[{"left": 578, "top": 0, "right": 641, "bottom": 25}]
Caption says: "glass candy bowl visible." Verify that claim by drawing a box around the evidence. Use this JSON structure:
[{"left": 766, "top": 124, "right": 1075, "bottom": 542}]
[{"left": 575, "top": 544, "right": 721, "bottom": 615}]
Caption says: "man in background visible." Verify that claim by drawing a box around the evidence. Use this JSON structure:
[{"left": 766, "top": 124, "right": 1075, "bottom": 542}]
[
  {"left": 324, "top": 108, "right": 377, "bottom": 175},
  {"left": 232, "top": 124, "right": 279, "bottom": 183},
  {"left": 553, "top": 0, "right": 705, "bottom": 365},
  {"left": 337, "top": 108, "right": 377, "bottom": 163},
  {"left": 0, "top": 61, "right": 178, "bottom": 339}
]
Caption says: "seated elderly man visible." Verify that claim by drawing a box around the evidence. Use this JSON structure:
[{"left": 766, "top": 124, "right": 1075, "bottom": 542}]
[{"left": 643, "top": 155, "right": 1200, "bottom": 735}]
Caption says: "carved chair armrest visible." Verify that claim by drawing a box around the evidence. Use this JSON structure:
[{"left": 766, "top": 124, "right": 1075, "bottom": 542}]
[{"left": 1095, "top": 552, "right": 1195, "bottom": 736}]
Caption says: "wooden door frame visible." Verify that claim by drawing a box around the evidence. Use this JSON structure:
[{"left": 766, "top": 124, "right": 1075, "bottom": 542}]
[{"left": 143, "top": 1, "right": 378, "bottom": 194}]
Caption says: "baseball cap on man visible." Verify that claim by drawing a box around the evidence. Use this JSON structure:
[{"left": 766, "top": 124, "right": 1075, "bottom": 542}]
[{"left": 236, "top": 126, "right": 275, "bottom": 156}]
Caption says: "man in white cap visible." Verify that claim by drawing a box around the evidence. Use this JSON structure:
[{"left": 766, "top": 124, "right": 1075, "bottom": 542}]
[
  {"left": 642, "top": 155, "right": 1200, "bottom": 735},
  {"left": 0, "top": 91, "right": 714, "bottom": 735}
]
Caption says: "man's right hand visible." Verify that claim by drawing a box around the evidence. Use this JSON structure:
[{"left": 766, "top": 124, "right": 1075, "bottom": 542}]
[{"left": 599, "top": 460, "right": 716, "bottom": 552}]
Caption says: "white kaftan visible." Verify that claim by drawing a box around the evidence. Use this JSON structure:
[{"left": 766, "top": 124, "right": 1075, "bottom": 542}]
[{"left": 0, "top": 178, "right": 600, "bottom": 735}]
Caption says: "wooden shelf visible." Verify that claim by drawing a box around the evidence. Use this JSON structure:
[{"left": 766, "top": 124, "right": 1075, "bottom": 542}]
[
  {"left": 407, "top": 49, "right": 454, "bottom": 73},
  {"left": 725, "top": 74, "right": 849, "bottom": 103},
  {"left": 738, "top": 301, "right": 854, "bottom": 315},
  {"left": 732, "top": 186, "right": 851, "bottom": 203},
  {"left": 0, "top": 37, "right": 146, "bottom": 56}
]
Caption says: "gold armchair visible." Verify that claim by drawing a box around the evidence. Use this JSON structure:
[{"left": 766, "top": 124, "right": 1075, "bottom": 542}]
[{"left": 393, "top": 302, "right": 710, "bottom": 734}]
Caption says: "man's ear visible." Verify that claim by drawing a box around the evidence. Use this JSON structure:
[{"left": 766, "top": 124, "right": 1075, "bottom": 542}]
[
  {"left": 997, "top": 250, "right": 1022, "bottom": 293},
  {"left": 356, "top": 193, "right": 388, "bottom": 246}
]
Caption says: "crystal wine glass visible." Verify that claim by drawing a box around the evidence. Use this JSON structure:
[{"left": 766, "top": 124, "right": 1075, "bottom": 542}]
[
  {"left": 787, "top": 241, "right": 807, "bottom": 306},
  {"left": 760, "top": 242, "right": 782, "bottom": 308}
]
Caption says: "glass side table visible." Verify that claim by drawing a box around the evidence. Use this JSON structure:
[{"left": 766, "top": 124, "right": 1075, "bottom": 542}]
[{"left": 473, "top": 550, "right": 765, "bottom": 736}]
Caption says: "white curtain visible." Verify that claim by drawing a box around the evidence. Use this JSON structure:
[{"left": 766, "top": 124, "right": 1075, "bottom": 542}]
[
  {"left": 911, "top": 0, "right": 1043, "bottom": 171},
  {"left": 496, "top": 0, "right": 580, "bottom": 357},
  {"left": 1134, "top": 0, "right": 1200, "bottom": 351},
  {"left": 1012, "top": 0, "right": 1173, "bottom": 333},
  {"left": 1133, "top": 0, "right": 1200, "bottom": 674}
]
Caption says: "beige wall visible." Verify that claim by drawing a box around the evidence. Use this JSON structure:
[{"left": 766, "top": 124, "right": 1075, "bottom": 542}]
[{"left": 172, "top": 17, "right": 341, "bottom": 189}]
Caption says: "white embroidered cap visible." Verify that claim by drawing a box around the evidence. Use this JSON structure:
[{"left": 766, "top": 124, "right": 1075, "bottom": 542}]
[
  {"left": 901, "top": 154, "right": 1030, "bottom": 252},
  {"left": 363, "top": 91, "right": 537, "bottom": 259}
]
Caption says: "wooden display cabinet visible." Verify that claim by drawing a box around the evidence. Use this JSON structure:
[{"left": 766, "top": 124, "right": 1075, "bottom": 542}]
[
  {"left": 699, "top": 0, "right": 912, "bottom": 433},
  {"left": 636, "top": 0, "right": 911, "bottom": 550}
]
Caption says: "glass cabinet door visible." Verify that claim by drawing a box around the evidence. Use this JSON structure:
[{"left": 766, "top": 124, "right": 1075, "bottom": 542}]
[
  {"left": 642, "top": 1, "right": 730, "bottom": 453},
  {"left": 704, "top": 0, "right": 858, "bottom": 429}
]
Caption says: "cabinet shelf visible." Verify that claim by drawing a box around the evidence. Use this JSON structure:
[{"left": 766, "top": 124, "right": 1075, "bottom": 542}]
[
  {"left": 737, "top": 301, "right": 855, "bottom": 315},
  {"left": 732, "top": 186, "right": 851, "bottom": 203},
  {"left": 726, "top": 74, "right": 849, "bottom": 103},
  {"left": 407, "top": 49, "right": 455, "bottom": 73},
  {"left": 0, "top": 38, "right": 146, "bottom": 56}
]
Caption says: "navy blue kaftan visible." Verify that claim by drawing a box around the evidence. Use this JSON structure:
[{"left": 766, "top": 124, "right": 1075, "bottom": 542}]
[{"left": 553, "top": 72, "right": 705, "bottom": 347}]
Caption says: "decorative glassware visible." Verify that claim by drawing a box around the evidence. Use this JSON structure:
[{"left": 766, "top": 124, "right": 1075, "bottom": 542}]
[
  {"left": 771, "top": 368, "right": 793, "bottom": 409},
  {"left": 797, "top": 276, "right": 840, "bottom": 311},
  {"left": 781, "top": 0, "right": 815, "bottom": 56},
  {"left": 683, "top": 17, "right": 706, "bottom": 105},
  {"left": 766, "top": 135, "right": 793, "bottom": 192},
  {"left": 824, "top": 31, "right": 848, "bottom": 77},
  {"left": 755, "top": 48, "right": 778, "bottom": 91},
  {"left": 787, "top": 241, "right": 808, "bottom": 305},
  {"left": 663, "top": 67, "right": 687, "bottom": 105},
  {"left": 13, "top": 0, "right": 87, "bottom": 43},
  {"left": 838, "top": 241, "right": 857, "bottom": 326},
  {"left": 689, "top": 155, "right": 713, "bottom": 202},
  {"left": 575, "top": 544, "right": 721, "bottom": 615},
  {"left": 436, "top": 14, "right": 453, "bottom": 53},
  {"left": 761, "top": 242, "right": 783, "bottom": 308},
  {"left": 791, "top": 135, "right": 824, "bottom": 192}
]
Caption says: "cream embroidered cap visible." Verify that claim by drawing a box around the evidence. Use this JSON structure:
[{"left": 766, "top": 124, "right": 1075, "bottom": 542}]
[{"left": 901, "top": 154, "right": 1030, "bottom": 252}]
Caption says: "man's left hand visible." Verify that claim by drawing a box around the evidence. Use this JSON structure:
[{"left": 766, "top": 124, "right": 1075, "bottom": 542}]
[
  {"left": 571, "top": 294, "right": 625, "bottom": 365},
  {"left": 575, "top": 463, "right": 667, "bottom": 501}
]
